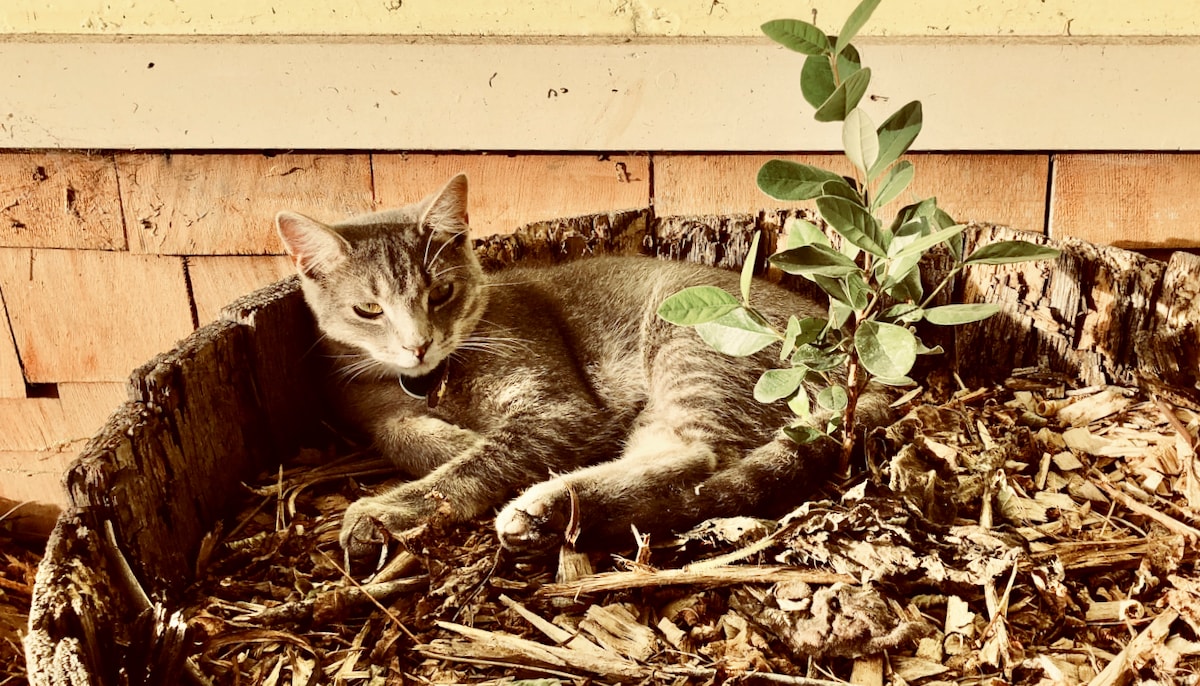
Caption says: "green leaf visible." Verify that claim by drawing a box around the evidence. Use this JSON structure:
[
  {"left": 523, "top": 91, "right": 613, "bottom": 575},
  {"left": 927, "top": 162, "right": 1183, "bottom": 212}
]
[
  {"left": 868, "top": 101, "right": 923, "bottom": 179},
  {"left": 887, "top": 199, "right": 923, "bottom": 233},
  {"left": 657, "top": 286, "right": 739, "bottom": 326},
  {"left": 797, "top": 317, "right": 826, "bottom": 346},
  {"left": 842, "top": 109, "right": 879, "bottom": 177},
  {"left": 964, "top": 241, "right": 1061, "bottom": 265},
  {"left": 845, "top": 270, "right": 871, "bottom": 310},
  {"left": 754, "top": 367, "right": 808, "bottom": 403},
  {"left": 783, "top": 217, "right": 830, "bottom": 250},
  {"left": 781, "top": 316, "right": 827, "bottom": 361},
  {"left": 878, "top": 258, "right": 915, "bottom": 295},
  {"left": 757, "top": 160, "right": 844, "bottom": 201},
  {"left": 788, "top": 390, "right": 812, "bottom": 419},
  {"left": 873, "top": 375, "right": 917, "bottom": 387},
  {"left": 740, "top": 231, "right": 761, "bottom": 304},
  {"left": 761, "top": 19, "right": 832, "bottom": 55},
  {"left": 834, "top": 0, "right": 883, "bottom": 56},
  {"left": 820, "top": 178, "right": 862, "bottom": 203},
  {"left": 884, "top": 267, "right": 924, "bottom": 303},
  {"left": 916, "top": 339, "right": 944, "bottom": 355},
  {"left": 814, "top": 274, "right": 853, "bottom": 307},
  {"left": 892, "top": 216, "right": 928, "bottom": 241},
  {"left": 872, "top": 160, "right": 914, "bottom": 211},
  {"left": 780, "top": 316, "right": 801, "bottom": 361},
  {"left": 784, "top": 424, "right": 825, "bottom": 445},
  {"left": 826, "top": 415, "right": 843, "bottom": 434},
  {"left": 829, "top": 298, "right": 854, "bottom": 330},
  {"left": 815, "top": 195, "right": 887, "bottom": 256},
  {"left": 814, "top": 67, "right": 872, "bottom": 123},
  {"left": 771, "top": 244, "right": 863, "bottom": 279},
  {"left": 884, "top": 303, "right": 924, "bottom": 323},
  {"left": 792, "top": 343, "right": 845, "bottom": 372},
  {"left": 933, "top": 207, "right": 958, "bottom": 230},
  {"left": 855, "top": 320, "right": 919, "bottom": 379},
  {"left": 821, "top": 275, "right": 869, "bottom": 311},
  {"left": 890, "top": 224, "right": 966, "bottom": 260},
  {"left": 695, "top": 308, "right": 778, "bottom": 357},
  {"left": 800, "top": 46, "right": 861, "bottom": 110},
  {"left": 817, "top": 385, "right": 849, "bottom": 412},
  {"left": 924, "top": 302, "right": 1002, "bottom": 325}
]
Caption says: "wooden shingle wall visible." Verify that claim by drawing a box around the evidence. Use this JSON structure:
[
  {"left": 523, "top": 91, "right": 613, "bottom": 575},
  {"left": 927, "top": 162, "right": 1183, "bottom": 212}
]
[{"left": 1, "top": 151, "right": 1197, "bottom": 527}]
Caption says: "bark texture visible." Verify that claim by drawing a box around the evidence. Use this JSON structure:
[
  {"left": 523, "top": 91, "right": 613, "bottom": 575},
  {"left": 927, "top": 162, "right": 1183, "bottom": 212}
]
[{"left": 25, "top": 214, "right": 1197, "bottom": 684}]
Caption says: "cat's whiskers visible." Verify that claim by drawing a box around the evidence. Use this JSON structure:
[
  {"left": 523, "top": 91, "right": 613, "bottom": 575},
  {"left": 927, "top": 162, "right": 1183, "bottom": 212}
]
[
  {"left": 452, "top": 333, "right": 532, "bottom": 358},
  {"left": 421, "top": 223, "right": 437, "bottom": 268},
  {"left": 476, "top": 317, "right": 521, "bottom": 334},
  {"left": 332, "top": 353, "right": 391, "bottom": 384},
  {"left": 479, "top": 279, "right": 534, "bottom": 288},
  {"left": 303, "top": 332, "right": 333, "bottom": 359},
  {"left": 431, "top": 263, "right": 469, "bottom": 281},
  {"left": 424, "top": 229, "right": 469, "bottom": 271}
]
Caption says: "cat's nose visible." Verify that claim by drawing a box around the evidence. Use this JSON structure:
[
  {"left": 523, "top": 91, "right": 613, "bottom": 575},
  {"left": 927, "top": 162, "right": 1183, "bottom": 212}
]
[{"left": 406, "top": 340, "right": 432, "bottom": 362}]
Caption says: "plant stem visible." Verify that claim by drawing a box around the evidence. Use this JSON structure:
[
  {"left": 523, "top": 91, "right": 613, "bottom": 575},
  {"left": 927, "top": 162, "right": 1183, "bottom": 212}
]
[
  {"left": 919, "top": 265, "right": 963, "bottom": 309},
  {"left": 839, "top": 352, "right": 860, "bottom": 476}
]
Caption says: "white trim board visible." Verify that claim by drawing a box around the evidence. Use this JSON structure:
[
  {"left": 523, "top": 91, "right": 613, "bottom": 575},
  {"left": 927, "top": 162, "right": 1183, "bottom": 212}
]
[{"left": 3, "top": 39, "right": 1198, "bottom": 151}]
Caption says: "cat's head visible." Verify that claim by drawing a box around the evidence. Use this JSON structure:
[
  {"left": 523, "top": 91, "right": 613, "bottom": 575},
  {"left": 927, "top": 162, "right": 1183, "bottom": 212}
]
[{"left": 275, "top": 174, "right": 486, "bottom": 378}]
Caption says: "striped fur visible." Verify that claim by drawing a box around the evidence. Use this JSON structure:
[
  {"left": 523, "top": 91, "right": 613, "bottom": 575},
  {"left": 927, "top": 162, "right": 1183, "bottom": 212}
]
[{"left": 277, "top": 175, "right": 878, "bottom": 558}]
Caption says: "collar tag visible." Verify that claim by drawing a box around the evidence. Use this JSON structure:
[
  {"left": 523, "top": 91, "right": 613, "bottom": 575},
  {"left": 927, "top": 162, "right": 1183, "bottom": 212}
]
[{"left": 399, "top": 361, "right": 449, "bottom": 408}]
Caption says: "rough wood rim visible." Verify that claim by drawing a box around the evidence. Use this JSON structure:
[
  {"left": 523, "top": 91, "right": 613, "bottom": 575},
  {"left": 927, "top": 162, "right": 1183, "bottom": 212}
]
[{"left": 24, "top": 211, "right": 1200, "bottom": 682}]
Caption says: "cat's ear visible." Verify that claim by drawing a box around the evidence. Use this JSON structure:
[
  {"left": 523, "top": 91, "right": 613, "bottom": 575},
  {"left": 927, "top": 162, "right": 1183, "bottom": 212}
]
[
  {"left": 275, "top": 211, "right": 350, "bottom": 277},
  {"left": 419, "top": 173, "right": 469, "bottom": 238}
]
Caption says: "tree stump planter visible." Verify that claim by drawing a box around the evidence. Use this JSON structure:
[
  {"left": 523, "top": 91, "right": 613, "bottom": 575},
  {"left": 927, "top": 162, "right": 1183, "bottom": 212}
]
[{"left": 23, "top": 211, "right": 1200, "bottom": 685}]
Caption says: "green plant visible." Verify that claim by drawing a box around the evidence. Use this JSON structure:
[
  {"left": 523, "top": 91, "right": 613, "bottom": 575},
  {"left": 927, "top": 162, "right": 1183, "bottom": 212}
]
[{"left": 657, "top": 0, "right": 1060, "bottom": 471}]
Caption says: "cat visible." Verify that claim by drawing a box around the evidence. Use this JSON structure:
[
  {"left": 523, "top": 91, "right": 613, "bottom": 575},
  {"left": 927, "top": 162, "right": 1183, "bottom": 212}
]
[{"left": 276, "top": 174, "right": 877, "bottom": 560}]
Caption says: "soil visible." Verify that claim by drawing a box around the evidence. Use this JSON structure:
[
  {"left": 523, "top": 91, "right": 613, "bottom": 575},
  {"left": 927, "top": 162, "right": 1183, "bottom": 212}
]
[{"left": 168, "top": 369, "right": 1200, "bottom": 685}]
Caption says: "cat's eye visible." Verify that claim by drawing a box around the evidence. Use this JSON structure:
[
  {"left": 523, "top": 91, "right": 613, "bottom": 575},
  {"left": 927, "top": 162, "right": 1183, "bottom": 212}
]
[
  {"left": 352, "top": 302, "right": 384, "bottom": 319},
  {"left": 428, "top": 282, "right": 456, "bottom": 308}
]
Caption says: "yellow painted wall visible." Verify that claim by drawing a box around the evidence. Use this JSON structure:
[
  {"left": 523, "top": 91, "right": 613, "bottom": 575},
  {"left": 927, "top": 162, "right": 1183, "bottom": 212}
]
[{"left": 3, "top": 0, "right": 1198, "bottom": 37}]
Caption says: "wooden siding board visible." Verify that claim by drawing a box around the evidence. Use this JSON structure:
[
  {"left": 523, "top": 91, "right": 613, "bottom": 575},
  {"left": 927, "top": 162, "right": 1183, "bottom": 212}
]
[
  {"left": 1050, "top": 154, "right": 1200, "bottom": 249},
  {"left": 0, "top": 288, "right": 23, "bottom": 398},
  {"left": 0, "top": 248, "right": 193, "bottom": 382},
  {"left": 0, "top": 152, "right": 125, "bottom": 250},
  {"left": 654, "top": 154, "right": 849, "bottom": 216},
  {"left": 655, "top": 153, "right": 1049, "bottom": 233},
  {"left": 118, "top": 153, "right": 374, "bottom": 255},
  {"left": 370, "top": 154, "right": 651, "bottom": 238},
  {"left": 188, "top": 255, "right": 294, "bottom": 325},
  {"left": 0, "top": 383, "right": 125, "bottom": 452},
  {"left": 0, "top": 399, "right": 67, "bottom": 453},
  {"left": 0, "top": 449, "right": 75, "bottom": 511}
]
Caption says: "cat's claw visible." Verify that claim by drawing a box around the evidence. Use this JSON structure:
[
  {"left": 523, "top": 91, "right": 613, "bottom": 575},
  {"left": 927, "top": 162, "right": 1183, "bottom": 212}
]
[
  {"left": 495, "top": 484, "right": 570, "bottom": 552},
  {"left": 339, "top": 494, "right": 426, "bottom": 563},
  {"left": 339, "top": 507, "right": 391, "bottom": 562}
]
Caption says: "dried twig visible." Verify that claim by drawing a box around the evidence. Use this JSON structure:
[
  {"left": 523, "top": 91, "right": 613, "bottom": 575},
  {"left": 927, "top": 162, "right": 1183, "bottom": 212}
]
[
  {"left": 1096, "top": 480, "right": 1200, "bottom": 542},
  {"left": 541, "top": 565, "right": 854, "bottom": 597},
  {"left": 1087, "top": 609, "right": 1178, "bottom": 686},
  {"left": 319, "top": 550, "right": 418, "bottom": 641},
  {"left": 242, "top": 576, "right": 427, "bottom": 626}
]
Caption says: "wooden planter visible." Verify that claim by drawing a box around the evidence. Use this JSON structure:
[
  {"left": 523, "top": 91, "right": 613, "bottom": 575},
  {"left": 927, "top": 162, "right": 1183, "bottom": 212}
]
[{"left": 23, "top": 211, "right": 1200, "bottom": 684}]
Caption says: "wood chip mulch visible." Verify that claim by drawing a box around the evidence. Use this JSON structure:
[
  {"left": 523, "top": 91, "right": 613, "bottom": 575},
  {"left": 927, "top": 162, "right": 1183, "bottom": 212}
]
[
  {"left": 0, "top": 509, "right": 41, "bottom": 686},
  {"left": 106, "top": 369, "right": 1200, "bottom": 684}
]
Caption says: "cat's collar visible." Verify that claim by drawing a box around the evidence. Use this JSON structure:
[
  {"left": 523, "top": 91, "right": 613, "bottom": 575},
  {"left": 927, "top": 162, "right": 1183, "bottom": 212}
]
[{"left": 399, "top": 361, "right": 449, "bottom": 408}]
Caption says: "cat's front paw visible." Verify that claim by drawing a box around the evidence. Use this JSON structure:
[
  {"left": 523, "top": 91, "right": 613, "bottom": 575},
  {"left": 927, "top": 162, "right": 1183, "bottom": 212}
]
[
  {"left": 339, "top": 493, "right": 429, "bottom": 562},
  {"left": 495, "top": 481, "right": 571, "bottom": 553}
]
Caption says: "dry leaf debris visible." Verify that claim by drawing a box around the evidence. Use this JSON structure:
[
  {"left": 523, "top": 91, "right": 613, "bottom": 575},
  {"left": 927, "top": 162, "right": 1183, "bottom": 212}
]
[
  {"left": 0, "top": 515, "right": 40, "bottom": 686},
  {"left": 14, "top": 371, "right": 1198, "bottom": 685}
]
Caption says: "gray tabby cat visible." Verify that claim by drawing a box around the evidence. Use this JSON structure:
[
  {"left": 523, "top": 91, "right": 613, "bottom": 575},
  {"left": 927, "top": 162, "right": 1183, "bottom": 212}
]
[{"left": 276, "top": 174, "right": 867, "bottom": 560}]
